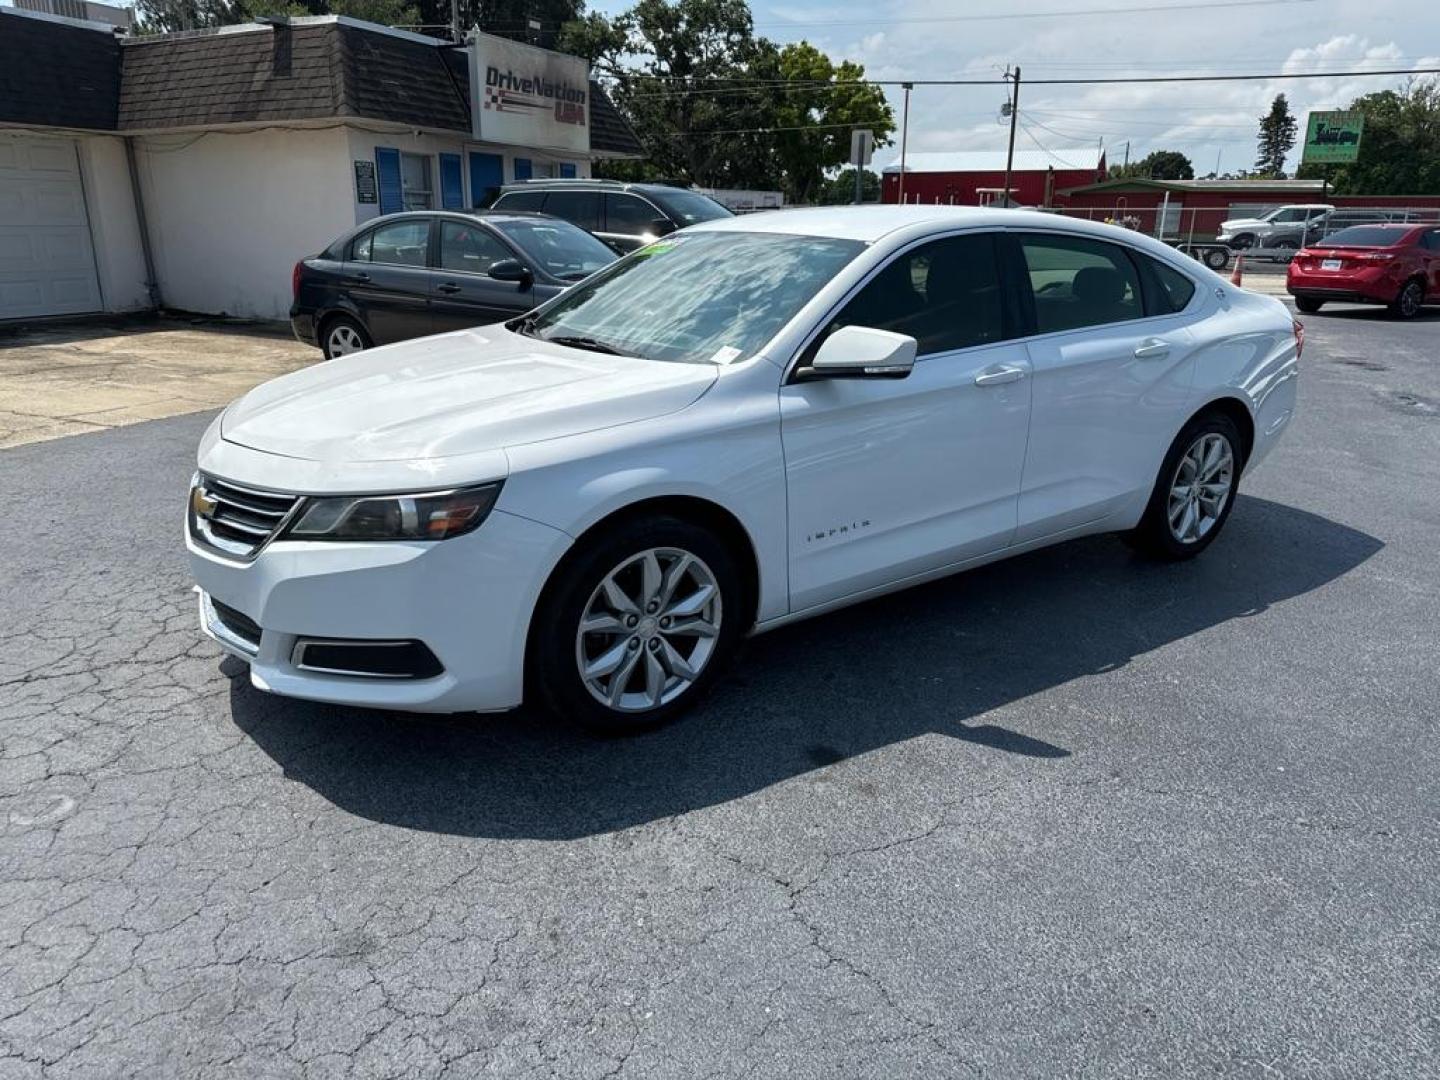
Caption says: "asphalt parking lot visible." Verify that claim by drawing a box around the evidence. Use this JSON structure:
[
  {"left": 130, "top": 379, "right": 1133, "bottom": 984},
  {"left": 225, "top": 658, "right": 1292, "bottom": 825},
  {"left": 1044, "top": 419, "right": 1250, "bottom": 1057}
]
[{"left": 2, "top": 304, "right": 1437, "bottom": 1078}]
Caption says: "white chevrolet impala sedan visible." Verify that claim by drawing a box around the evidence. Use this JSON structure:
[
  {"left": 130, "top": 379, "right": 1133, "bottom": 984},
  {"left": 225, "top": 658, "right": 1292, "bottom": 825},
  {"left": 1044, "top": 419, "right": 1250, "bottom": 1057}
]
[{"left": 188, "top": 207, "right": 1300, "bottom": 732}]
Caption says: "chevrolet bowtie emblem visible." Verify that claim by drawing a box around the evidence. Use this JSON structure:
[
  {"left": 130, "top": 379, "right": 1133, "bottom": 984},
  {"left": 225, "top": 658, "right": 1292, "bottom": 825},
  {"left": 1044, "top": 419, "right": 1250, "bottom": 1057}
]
[{"left": 191, "top": 486, "right": 218, "bottom": 518}]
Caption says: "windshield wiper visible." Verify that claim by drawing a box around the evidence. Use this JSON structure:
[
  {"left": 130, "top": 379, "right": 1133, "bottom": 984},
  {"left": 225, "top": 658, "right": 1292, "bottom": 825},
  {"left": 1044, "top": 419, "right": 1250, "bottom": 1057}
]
[
  {"left": 543, "top": 334, "right": 633, "bottom": 356},
  {"left": 509, "top": 313, "right": 541, "bottom": 337}
]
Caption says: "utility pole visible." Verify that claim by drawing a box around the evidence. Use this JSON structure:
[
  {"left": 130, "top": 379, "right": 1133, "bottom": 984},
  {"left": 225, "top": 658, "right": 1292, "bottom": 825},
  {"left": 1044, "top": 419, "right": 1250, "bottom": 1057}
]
[
  {"left": 897, "top": 83, "right": 913, "bottom": 204},
  {"left": 450, "top": 0, "right": 460, "bottom": 43},
  {"left": 1123, "top": 140, "right": 1130, "bottom": 172},
  {"left": 1002, "top": 66, "right": 1021, "bottom": 207}
]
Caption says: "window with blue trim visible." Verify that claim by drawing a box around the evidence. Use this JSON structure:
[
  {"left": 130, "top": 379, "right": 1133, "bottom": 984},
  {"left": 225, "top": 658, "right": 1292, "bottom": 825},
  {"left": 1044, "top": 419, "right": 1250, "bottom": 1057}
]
[{"left": 514, "top": 158, "right": 532, "bottom": 181}]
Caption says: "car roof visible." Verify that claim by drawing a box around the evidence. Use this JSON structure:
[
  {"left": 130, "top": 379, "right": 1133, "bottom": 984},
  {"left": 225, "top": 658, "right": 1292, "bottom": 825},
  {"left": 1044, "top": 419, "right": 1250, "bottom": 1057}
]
[{"left": 681, "top": 205, "right": 1155, "bottom": 244}]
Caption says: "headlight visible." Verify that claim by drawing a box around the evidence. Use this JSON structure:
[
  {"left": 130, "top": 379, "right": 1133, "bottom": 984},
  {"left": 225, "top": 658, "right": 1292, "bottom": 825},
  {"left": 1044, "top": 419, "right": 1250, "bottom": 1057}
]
[{"left": 285, "top": 483, "right": 502, "bottom": 542}]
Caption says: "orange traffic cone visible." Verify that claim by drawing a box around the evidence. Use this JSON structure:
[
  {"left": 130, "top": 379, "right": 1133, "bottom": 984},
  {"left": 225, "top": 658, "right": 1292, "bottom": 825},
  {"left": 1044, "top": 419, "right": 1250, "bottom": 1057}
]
[{"left": 1230, "top": 254, "right": 1244, "bottom": 287}]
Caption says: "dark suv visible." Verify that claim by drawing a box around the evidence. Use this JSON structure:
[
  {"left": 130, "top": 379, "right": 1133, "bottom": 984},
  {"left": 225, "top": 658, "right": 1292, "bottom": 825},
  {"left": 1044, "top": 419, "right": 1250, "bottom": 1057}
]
[{"left": 490, "top": 180, "right": 732, "bottom": 253}]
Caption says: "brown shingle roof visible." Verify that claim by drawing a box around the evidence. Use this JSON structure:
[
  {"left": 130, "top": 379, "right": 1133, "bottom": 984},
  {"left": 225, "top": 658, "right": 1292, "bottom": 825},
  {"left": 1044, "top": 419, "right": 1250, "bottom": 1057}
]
[
  {"left": 2, "top": 15, "right": 643, "bottom": 158},
  {"left": 0, "top": 10, "right": 121, "bottom": 131}
]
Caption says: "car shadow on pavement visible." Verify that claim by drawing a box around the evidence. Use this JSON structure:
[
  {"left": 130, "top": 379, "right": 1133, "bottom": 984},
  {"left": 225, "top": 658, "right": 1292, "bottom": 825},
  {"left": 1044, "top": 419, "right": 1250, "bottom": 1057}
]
[{"left": 228, "top": 495, "right": 1381, "bottom": 840}]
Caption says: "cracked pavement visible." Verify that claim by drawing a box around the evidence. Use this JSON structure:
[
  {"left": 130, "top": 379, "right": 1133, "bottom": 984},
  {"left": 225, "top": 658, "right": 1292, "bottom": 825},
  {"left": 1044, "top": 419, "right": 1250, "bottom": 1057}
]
[{"left": 1, "top": 306, "right": 1437, "bottom": 1077}]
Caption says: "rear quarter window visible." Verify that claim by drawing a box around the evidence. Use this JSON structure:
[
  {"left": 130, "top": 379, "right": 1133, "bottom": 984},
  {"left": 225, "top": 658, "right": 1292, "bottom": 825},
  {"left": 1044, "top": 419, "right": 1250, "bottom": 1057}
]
[
  {"left": 1140, "top": 255, "right": 1197, "bottom": 314},
  {"left": 494, "top": 190, "right": 545, "bottom": 212}
]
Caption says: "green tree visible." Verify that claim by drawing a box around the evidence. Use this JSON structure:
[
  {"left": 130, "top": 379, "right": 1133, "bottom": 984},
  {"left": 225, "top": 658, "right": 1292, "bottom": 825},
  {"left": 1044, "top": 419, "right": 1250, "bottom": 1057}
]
[
  {"left": 572, "top": 0, "right": 892, "bottom": 198},
  {"left": 1296, "top": 79, "right": 1440, "bottom": 195},
  {"left": 818, "top": 167, "right": 881, "bottom": 204},
  {"left": 1109, "top": 149, "right": 1194, "bottom": 181},
  {"left": 1254, "top": 93, "right": 1298, "bottom": 177}
]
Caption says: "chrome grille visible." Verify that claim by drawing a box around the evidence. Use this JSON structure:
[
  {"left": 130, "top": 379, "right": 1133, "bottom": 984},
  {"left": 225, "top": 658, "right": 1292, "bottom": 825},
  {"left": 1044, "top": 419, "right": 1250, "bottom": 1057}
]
[{"left": 189, "top": 474, "right": 303, "bottom": 560}]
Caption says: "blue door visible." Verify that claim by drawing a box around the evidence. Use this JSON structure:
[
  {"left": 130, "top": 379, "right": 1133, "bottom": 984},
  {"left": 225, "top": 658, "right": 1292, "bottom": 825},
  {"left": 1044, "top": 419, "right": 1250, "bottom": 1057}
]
[
  {"left": 439, "top": 153, "right": 464, "bottom": 210},
  {"left": 375, "top": 147, "right": 403, "bottom": 214},
  {"left": 467, "top": 152, "right": 503, "bottom": 208},
  {"left": 513, "top": 157, "right": 532, "bottom": 181}
]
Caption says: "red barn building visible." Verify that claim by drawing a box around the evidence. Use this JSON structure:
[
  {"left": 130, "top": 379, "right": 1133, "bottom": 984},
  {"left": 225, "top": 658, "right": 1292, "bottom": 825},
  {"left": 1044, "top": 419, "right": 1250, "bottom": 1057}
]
[
  {"left": 882, "top": 149, "right": 1106, "bottom": 206},
  {"left": 1053, "top": 177, "right": 1440, "bottom": 239}
]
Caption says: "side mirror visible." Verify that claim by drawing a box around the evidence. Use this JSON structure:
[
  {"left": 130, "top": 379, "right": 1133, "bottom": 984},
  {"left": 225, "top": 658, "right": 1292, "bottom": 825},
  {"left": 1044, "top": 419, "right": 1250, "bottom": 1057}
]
[
  {"left": 489, "top": 259, "right": 532, "bottom": 285},
  {"left": 648, "top": 218, "right": 676, "bottom": 237},
  {"left": 799, "top": 325, "right": 917, "bottom": 381}
]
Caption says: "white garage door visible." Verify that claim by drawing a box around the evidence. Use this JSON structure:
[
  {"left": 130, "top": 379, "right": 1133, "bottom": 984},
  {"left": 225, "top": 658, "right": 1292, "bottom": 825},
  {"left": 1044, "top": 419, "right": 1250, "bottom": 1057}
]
[{"left": 0, "top": 135, "right": 103, "bottom": 320}]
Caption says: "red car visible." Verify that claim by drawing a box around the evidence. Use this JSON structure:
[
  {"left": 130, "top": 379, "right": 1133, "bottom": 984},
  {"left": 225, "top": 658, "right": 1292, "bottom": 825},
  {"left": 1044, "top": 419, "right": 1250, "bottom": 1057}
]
[{"left": 1288, "top": 223, "right": 1440, "bottom": 318}]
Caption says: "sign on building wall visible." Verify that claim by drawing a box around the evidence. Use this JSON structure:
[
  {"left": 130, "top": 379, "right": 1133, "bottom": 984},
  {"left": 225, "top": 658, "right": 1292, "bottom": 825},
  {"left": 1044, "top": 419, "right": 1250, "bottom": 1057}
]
[
  {"left": 469, "top": 31, "right": 590, "bottom": 155},
  {"left": 1302, "top": 110, "right": 1365, "bottom": 165},
  {"left": 353, "top": 160, "right": 377, "bottom": 204}
]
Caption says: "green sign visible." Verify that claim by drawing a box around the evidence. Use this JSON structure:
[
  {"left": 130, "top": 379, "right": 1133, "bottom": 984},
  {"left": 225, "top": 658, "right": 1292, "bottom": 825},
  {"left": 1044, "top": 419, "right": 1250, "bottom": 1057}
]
[{"left": 1302, "top": 110, "right": 1365, "bottom": 164}]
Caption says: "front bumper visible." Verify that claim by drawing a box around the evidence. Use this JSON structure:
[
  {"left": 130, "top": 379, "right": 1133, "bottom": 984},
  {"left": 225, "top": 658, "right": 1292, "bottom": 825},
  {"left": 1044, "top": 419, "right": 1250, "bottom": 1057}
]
[{"left": 190, "top": 508, "right": 572, "bottom": 713}]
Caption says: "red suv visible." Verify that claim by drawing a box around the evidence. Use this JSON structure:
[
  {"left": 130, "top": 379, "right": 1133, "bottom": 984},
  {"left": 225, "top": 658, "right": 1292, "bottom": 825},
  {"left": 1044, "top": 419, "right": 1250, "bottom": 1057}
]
[{"left": 1288, "top": 224, "right": 1440, "bottom": 318}]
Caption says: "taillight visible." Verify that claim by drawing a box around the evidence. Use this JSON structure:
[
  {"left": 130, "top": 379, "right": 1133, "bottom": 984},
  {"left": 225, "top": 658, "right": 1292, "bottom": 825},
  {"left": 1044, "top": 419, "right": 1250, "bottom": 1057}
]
[
  {"left": 1292, "top": 318, "right": 1305, "bottom": 360},
  {"left": 1360, "top": 252, "right": 1395, "bottom": 263},
  {"left": 292, "top": 261, "right": 304, "bottom": 301}
]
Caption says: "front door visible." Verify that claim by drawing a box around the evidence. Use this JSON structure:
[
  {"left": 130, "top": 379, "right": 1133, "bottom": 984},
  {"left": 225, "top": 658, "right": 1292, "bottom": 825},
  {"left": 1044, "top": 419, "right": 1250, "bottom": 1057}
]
[
  {"left": 429, "top": 219, "right": 534, "bottom": 332},
  {"left": 346, "top": 216, "right": 434, "bottom": 345},
  {"left": 1009, "top": 231, "right": 1199, "bottom": 542},
  {"left": 780, "top": 232, "right": 1033, "bottom": 611}
]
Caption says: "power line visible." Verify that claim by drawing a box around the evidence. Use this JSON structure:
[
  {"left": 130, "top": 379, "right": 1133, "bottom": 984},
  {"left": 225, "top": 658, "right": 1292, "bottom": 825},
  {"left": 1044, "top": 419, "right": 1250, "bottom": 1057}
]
[
  {"left": 750, "top": 0, "right": 1317, "bottom": 29},
  {"left": 1017, "top": 122, "right": 1085, "bottom": 168}
]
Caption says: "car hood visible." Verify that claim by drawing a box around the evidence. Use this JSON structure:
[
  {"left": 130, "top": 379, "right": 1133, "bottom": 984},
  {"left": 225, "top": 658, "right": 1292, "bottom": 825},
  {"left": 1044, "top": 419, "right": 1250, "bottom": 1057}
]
[
  {"left": 1219, "top": 217, "right": 1270, "bottom": 232},
  {"left": 220, "top": 327, "right": 718, "bottom": 463}
]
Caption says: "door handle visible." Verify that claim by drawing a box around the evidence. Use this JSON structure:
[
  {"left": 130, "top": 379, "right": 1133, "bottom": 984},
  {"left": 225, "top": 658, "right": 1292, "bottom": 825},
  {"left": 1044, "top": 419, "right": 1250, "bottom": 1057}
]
[
  {"left": 349, "top": 271, "right": 371, "bottom": 283},
  {"left": 974, "top": 364, "right": 1026, "bottom": 387},
  {"left": 436, "top": 282, "right": 462, "bottom": 295},
  {"left": 1133, "top": 337, "right": 1171, "bottom": 360}
]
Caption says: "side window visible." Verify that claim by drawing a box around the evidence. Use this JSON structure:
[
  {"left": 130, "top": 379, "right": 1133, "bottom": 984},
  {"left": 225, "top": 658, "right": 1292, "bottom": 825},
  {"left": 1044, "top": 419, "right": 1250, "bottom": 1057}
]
[
  {"left": 1018, "top": 234, "right": 1143, "bottom": 333},
  {"left": 542, "top": 191, "right": 601, "bottom": 232},
  {"left": 365, "top": 219, "right": 430, "bottom": 268},
  {"left": 438, "top": 220, "right": 511, "bottom": 274},
  {"left": 1137, "top": 253, "right": 1196, "bottom": 315},
  {"left": 605, "top": 193, "right": 659, "bottom": 233},
  {"left": 350, "top": 230, "right": 373, "bottom": 261},
  {"left": 1425, "top": 230, "right": 1440, "bottom": 251},
  {"left": 823, "top": 234, "right": 1005, "bottom": 357},
  {"left": 495, "top": 190, "right": 545, "bottom": 212}
]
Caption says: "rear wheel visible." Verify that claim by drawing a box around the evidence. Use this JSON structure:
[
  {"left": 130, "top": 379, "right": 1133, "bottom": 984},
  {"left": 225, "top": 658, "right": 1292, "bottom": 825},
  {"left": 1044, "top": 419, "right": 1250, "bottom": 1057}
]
[
  {"left": 1389, "top": 279, "right": 1424, "bottom": 320},
  {"left": 1127, "top": 412, "right": 1242, "bottom": 560},
  {"left": 530, "top": 515, "right": 744, "bottom": 734},
  {"left": 1294, "top": 296, "right": 1324, "bottom": 314},
  {"left": 322, "top": 315, "right": 370, "bottom": 359},
  {"left": 1202, "top": 247, "right": 1230, "bottom": 271}
]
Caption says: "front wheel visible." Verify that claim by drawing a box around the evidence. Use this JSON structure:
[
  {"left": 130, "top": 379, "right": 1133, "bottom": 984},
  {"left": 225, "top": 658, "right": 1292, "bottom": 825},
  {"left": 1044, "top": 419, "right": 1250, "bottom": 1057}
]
[
  {"left": 1127, "top": 413, "right": 1242, "bottom": 560},
  {"left": 1390, "top": 279, "right": 1424, "bottom": 320},
  {"left": 1294, "top": 296, "right": 1324, "bottom": 314},
  {"left": 530, "top": 516, "right": 744, "bottom": 734}
]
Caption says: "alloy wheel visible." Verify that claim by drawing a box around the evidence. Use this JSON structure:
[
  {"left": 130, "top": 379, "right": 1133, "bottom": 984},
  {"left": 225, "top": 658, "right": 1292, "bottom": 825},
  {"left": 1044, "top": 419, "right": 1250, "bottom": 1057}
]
[
  {"left": 1168, "top": 432, "right": 1234, "bottom": 544},
  {"left": 1399, "top": 282, "right": 1422, "bottom": 318},
  {"left": 326, "top": 323, "right": 365, "bottom": 357},
  {"left": 575, "top": 547, "right": 722, "bottom": 712}
]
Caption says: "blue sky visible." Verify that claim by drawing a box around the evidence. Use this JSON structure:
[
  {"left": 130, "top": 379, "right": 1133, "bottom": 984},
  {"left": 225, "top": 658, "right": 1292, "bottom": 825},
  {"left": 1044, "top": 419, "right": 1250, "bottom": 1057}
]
[{"left": 591, "top": 0, "right": 1440, "bottom": 176}]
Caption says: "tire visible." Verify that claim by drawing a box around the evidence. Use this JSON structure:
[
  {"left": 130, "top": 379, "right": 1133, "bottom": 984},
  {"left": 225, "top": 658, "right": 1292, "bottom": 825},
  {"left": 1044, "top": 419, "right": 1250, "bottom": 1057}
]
[
  {"left": 1294, "top": 296, "right": 1324, "bottom": 314},
  {"left": 1127, "top": 411, "right": 1243, "bottom": 560},
  {"left": 530, "top": 515, "right": 744, "bottom": 735},
  {"left": 1389, "top": 278, "right": 1424, "bottom": 320},
  {"left": 321, "top": 315, "right": 370, "bottom": 359},
  {"left": 1228, "top": 233, "right": 1255, "bottom": 251},
  {"left": 1202, "top": 247, "right": 1230, "bottom": 271}
]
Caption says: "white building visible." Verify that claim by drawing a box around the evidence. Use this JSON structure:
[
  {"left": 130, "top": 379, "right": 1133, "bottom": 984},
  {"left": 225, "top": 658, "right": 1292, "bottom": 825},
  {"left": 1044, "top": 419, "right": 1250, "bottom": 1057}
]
[{"left": 0, "top": 9, "right": 643, "bottom": 322}]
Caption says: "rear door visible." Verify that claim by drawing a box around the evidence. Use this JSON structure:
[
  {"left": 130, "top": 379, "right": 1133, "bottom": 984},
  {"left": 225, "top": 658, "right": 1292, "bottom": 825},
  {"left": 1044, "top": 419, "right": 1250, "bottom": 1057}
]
[
  {"left": 600, "top": 193, "right": 661, "bottom": 252},
  {"left": 429, "top": 218, "right": 535, "bottom": 331},
  {"left": 538, "top": 190, "right": 603, "bottom": 241},
  {"left": 344, "top": 217, "right": 435, "bottom": 344},
  {"left": 1423, "top": 229, "right": 1440, "bottom": 295},
  {"left": 1009, "top": 231, "right": 1199, "bottom": 542}
]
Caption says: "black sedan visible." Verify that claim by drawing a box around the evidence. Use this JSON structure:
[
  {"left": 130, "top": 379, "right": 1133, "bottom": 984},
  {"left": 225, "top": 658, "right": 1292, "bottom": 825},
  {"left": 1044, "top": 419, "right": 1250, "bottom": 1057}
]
[{"left": 290, "top": 210, "right": 617, "bottom": 359}]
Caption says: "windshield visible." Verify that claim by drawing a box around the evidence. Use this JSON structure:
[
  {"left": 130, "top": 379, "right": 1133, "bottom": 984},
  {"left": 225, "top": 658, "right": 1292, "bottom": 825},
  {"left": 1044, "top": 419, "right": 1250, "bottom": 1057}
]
[
  {"left": 491, "top": 217, "right": 616, "bottom": 281},
  {"left": 1314, "top": 226, "right": 1407, "bottom": 248},
  {"left": 648, "top": 189, "right": 733, "bottom": 225},
  {"left": 515, "top": 231, "right": 864, "bottom": 364}
]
